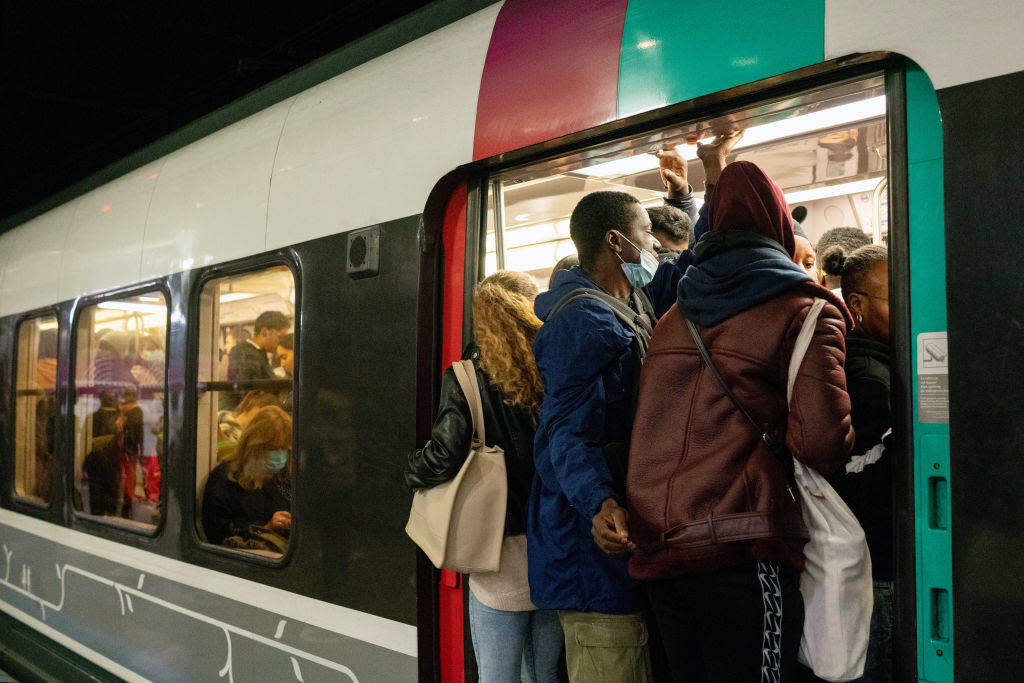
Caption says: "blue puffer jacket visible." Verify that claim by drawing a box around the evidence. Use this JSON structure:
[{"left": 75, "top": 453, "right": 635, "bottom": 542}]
[
  {"left": 527, "top": 267, "right": 641, "bottom": 613},
  {"left": 525, "top": 190, "right": 708, "bottom": 613}
]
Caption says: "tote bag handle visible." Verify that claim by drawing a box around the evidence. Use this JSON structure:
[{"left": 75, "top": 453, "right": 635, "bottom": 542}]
[{"left": 451, "top": 360, "right": 485, "bottom": 447}]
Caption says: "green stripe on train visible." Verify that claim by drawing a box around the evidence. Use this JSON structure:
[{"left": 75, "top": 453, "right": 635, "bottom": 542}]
[{"left": 617, "top": 0, "right": 825, "bottom": 118}]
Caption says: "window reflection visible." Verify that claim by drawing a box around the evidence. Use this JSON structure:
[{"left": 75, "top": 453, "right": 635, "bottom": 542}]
[{"left": 73, "top": 294, "right": 167, "bottom": 530}]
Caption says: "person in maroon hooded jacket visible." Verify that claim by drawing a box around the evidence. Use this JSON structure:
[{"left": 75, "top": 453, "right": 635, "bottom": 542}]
[{"left": 619, "top": 161, "right": 855, "bottom": 681}]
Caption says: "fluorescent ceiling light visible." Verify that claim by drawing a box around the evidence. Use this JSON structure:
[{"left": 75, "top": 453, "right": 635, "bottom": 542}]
[
  {"left": 97, "top": 301, "right": 166, "bottom": 314},
  {"left": 38, "top": 321, "right": 58, "bottom": 331},
  {"left": 576, "top": 154, "right": 667, "bottom": 178},
  {"left": 784, "top": 177, "right": 884, "bottom": 204},
  {"left": 575, "top": 95, "right": 886, "bottom": 178},
  {"left": 219, "top": 292, "right": 257, "bottom": 303},
  {"left": 137, "top": 295, "right": 162, "bottom": 302}
]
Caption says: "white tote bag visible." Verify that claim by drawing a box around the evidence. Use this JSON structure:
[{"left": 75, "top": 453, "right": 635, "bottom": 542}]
[
  {"left": 788, "top": 298, "right": 873, "bottom": 681},
  {"left": 405, "top": 360, "right": 507, "bottom": 574}
]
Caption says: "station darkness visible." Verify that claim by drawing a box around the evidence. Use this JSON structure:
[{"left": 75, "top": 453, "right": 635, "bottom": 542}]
[{"left": 0, "top": 0, "right": 433, "bottom": 228}]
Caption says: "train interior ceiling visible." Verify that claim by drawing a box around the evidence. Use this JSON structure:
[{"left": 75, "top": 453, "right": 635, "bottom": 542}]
[{"left": 486, "top": 75, "right": 888, "bottom": 287}]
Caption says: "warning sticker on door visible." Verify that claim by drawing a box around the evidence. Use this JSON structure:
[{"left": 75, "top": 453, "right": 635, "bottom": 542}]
[{"left": 917, "top": 332, "right": 949, "bottom": 423}]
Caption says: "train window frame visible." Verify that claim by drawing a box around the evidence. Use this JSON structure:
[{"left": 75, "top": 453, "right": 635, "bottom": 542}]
[
  {"left": 186, "top": 252, "right": 302, "bottom": 568},
  {"left": 67, "top": 279, "right": 172, "bottom": 538},
  {"left": 7, "top": 306, "right": 62, "bottom": 512}
]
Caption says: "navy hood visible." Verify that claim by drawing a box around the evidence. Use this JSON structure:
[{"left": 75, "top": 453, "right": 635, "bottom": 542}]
[{"left": 677, "top": 231, "right": 812, "bottom": 327}]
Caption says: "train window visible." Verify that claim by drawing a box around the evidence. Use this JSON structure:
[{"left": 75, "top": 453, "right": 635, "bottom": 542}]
[
  {"left": 13, "top": 315, "right": 59, "bottom": 506},
  {"left": 194, "top": 265, "right": 296, "bottom": 558},
  {"left": 486, "top": 76, "right": 888, "bottom": 287},
  {"left": 72, "top": 293, "right": 167, "bottom": 531}
]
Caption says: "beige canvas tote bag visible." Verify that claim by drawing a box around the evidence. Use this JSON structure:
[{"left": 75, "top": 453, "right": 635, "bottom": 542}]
[
  {"left": 788, "top": 298, "right": 873, "bottom": 681},
  {"left": 406, "top": 360, "right": 507, "bottom": 573}
]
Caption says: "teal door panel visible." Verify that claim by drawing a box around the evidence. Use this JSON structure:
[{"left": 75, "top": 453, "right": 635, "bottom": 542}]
[
  {"left": 905, "top": 64, "right": 953, "bottom": 682},
  {"left": 617, "top": 0, "right": 825, "bottom": 118}
]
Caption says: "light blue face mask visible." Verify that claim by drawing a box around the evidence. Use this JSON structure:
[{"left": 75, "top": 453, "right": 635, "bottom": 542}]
[
  {"left": 266, "top": 449, "right": 288, "bottom": 472},
  {"left": 616, "top": 234, "right": 660, "bottom": 289}
]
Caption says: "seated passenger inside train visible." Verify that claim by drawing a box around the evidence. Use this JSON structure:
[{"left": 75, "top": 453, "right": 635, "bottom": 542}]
[
  {"left": 202, "top": 405, "right": 293, "bottom": 552},
  {"left": 217, "top": 390, "right": 279, "bottom": 453}
]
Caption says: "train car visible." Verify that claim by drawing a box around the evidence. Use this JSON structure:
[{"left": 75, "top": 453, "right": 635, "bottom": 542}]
[{"left": 0, "top": 0, "right": 1021, "bottom": 680}]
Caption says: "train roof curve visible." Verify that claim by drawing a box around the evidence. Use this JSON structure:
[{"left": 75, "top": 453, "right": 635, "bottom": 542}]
[{"left": 1, "top": 0, "right": 1022, "bottom": 317}]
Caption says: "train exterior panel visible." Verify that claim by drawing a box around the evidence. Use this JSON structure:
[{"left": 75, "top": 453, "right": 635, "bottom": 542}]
[{"left": 0, "top": 0, "right": 1022, "bottom": 680}]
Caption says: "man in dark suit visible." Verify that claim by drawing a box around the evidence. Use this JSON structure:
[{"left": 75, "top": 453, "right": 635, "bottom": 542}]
[{"left": 222, "top": 310, "right": 290, "bottom": 409}]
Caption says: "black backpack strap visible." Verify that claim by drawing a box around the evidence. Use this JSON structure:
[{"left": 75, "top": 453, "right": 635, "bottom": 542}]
[
  {"left": 548, "top": 287, "right": 654, "bottom": 355},
  {"left": 685, "top": 318, "right": 796, "bottom": 500}
]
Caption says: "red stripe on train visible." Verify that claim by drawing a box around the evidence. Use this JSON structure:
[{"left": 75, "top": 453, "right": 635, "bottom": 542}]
[
  {"left": 439, "top": 182, "right": 468, "bottom": 681},
  {"left": 473, "top": 0, "right": 628, "bottom": 161}
]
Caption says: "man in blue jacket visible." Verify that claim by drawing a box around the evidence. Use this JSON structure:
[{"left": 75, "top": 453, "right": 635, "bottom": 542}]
[{"left": 528, "top": 133, "right": 739, "bottom": 681}]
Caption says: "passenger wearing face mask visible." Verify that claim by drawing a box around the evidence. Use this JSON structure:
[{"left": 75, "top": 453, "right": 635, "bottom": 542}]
[
  {"left": 530, "top": 189, "right": 659, "bottom": 682},
  {"left": 202, "top": 406, "right": 292, "bottom": 547},
  {"left": 528, "top": 133, "right": 743, "bottom": 683}
]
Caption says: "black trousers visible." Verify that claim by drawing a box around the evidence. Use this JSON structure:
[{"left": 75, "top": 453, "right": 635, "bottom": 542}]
[{"left": 646, "top": 562, "right": 804, "bottom": 683}]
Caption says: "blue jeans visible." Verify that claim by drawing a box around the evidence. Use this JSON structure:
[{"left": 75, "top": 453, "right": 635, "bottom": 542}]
[{"left": 469, "top": 591, "right": 563, "bottom": 682}]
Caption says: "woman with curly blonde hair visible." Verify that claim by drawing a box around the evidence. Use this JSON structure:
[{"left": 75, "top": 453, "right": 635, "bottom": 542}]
[{"left": 406, "top": 270, "right": 562, "bottom": 682}]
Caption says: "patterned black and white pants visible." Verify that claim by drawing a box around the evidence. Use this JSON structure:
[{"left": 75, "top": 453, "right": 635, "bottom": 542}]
[{"left": 646, "top": 562, "right": 804, "bottom": 682}]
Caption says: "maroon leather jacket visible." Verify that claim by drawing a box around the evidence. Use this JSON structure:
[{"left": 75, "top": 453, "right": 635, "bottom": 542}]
[{"left": 626, "top": 293, "right": 854, "bottom": 579}]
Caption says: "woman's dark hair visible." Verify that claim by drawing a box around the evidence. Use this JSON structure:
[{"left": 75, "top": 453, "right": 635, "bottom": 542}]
[
  {"left": 816, "top": 227, "right": 871, "bottom": 275},
  {"left": 824, "top": 244, "right": 888, "bottom": 299}
]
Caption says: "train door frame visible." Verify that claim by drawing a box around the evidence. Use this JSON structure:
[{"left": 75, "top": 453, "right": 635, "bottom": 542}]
[{"left": 418, "top": 52, "right": 944, "bottom": 681}]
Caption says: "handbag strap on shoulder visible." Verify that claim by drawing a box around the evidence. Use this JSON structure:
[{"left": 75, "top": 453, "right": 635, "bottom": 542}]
[
  {"left": 786, "top": 298, "right": 827, "bottom": 404},
  {"left": 451, "top": 360, "right": 486, "bottom": 447},
  {"left": 685, "top": 319, "right": 767, "bottom": 439},
  {"left": 685, "top": 317, "right": 797, "bottom": 499}
]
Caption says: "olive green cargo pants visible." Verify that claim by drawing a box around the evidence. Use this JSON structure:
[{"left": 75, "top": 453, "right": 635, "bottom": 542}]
[{"left": 558, "top": 610, "right": 653, "bottom": 682}]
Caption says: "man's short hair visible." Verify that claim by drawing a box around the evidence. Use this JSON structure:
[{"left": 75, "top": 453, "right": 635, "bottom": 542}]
[
  {"left": 254, "top": 311, "right": 289, "bottom": 334},
  {"left": 647, "top": 205, "right": 693, "bottom": 248},
  {"left": 570, "top": 191, "right": 642, "bottom": 267}
]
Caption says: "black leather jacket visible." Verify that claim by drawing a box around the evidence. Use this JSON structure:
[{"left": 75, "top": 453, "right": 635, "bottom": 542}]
[{"left": 405, "top": 349, "right": 537, "bottom": 536}]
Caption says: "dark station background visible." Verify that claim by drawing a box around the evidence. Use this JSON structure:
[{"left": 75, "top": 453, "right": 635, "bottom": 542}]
[{"left": 0, "top": 0, "right": 433, "bottom": 228}]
